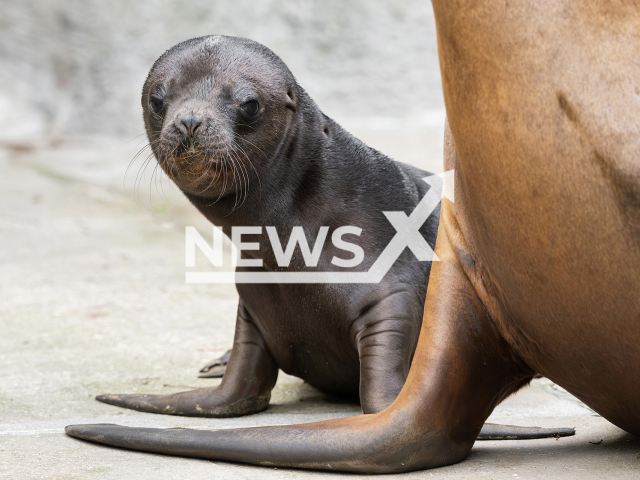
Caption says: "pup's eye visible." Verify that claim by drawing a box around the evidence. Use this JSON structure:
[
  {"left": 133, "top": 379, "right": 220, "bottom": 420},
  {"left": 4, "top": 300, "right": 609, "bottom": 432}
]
[
  {"left": 240, "top": 100, "right": 259, "bottom": 117},
  {"left": 149, "top": 96, "right": 164, "bottom": 114}
]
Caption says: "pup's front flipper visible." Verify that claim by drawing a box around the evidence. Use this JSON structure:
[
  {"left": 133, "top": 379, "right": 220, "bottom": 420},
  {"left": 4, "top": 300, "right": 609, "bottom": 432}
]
[
  {"left": 198, "top": 349, "right": 231, "bottom": 378},
  {"left": 96, "top": 304, "right": 277, "bottom": 418}
]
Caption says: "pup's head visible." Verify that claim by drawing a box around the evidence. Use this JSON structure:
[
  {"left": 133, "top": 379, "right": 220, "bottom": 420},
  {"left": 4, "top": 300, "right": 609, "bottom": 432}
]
[{"left": 142, "top": 35, "right": 299, "bottom": 201}]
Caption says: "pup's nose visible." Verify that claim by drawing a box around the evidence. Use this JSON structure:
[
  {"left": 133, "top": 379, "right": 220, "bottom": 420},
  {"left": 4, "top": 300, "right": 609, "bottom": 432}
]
[{"left": 180, "top": 113, "right": 202, "bottom": 137}]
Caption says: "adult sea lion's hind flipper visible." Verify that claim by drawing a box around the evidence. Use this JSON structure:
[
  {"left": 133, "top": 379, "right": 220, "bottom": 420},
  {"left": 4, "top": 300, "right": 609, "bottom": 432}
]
[
  {"left": 64, "top": 418, "right": 459, "bottom": 474},
  {"left": 64, "top": 423, "right": 574, "bottom": 472},
  {"left": 478, "top": 423, "right": 575, "bottom": 440}
]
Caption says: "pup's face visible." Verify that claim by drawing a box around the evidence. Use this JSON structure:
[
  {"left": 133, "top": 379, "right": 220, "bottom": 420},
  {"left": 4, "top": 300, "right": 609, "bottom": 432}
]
[{"left": 142, "top": 36, "right": 298, "bottom": 202}]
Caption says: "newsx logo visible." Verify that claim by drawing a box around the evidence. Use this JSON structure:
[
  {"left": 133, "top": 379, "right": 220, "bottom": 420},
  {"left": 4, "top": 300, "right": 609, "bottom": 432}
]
[
  {"left": 187, "top": 225, "right": 366, "bottom": 269},
  {"left": 186, "top": 171, "right": 454, "bottom": 284}
]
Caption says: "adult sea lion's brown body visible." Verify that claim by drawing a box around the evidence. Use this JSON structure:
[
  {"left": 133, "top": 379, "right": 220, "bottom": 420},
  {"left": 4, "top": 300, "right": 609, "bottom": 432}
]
[{"left": 67, "top": 2, "right": 640, "bottom": 473}]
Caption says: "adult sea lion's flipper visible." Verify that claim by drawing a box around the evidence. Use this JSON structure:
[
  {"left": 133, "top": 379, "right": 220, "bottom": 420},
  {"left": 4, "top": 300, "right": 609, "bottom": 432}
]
[
  {"left": 66, "top": 218, "right": 548, "bottom": 473},
  {"left": 354, "top": 292, "right": 575, "bottom": 441},
  {"left": 96, "top": 305, "right": 278, "bottom": 417},
  {"left": 477, "top": 423, "right": 574, "bottom": 440},
  {"left": 198, "top": 349, "right": 231, "bottom": 378}
]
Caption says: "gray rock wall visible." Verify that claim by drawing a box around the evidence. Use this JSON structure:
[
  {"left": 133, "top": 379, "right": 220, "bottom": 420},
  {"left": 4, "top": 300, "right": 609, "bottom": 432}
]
[{"left": 0, "top": 0, "right": 443, "bottom": 140}]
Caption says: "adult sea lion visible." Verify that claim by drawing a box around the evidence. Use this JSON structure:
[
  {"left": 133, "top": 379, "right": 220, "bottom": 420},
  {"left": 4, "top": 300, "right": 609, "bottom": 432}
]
[{"left": 67, "top": 12, "right": 640, "bottom": 470}]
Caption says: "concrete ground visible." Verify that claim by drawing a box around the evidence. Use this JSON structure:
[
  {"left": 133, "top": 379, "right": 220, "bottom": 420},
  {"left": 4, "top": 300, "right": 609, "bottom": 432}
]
[{"left": 1, "top": 123, "right": 639, "bottom": 479}]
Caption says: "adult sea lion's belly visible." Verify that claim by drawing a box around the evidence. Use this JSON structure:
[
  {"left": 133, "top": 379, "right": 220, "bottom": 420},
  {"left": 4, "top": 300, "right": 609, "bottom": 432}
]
[{"left": 439, "top": 3, "right": 640, "bottom": 432}]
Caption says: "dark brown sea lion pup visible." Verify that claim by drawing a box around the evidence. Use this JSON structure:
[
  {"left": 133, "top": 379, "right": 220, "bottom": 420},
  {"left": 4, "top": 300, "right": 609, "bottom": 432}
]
[
  {"left": 66, "top": 15, "right": 640, "bottom": 469},
  {"left": 98, "top": 34, "right": 561, "bottom": 439}
]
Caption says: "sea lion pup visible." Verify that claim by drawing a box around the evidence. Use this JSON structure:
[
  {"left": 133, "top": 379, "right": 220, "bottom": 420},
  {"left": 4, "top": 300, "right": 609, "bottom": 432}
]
[{"left": 65, "top": 26, "right": 628, "bottom": 471}]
